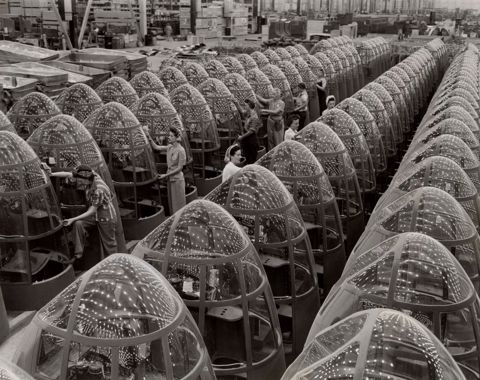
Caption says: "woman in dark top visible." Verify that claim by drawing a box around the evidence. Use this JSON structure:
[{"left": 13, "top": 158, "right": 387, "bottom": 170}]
[
  {"left": 317, "top": 69, "right": 328, "bottom": 115},
  {"left": 238, "top": 99, "right": 260, "bottom": 165}
]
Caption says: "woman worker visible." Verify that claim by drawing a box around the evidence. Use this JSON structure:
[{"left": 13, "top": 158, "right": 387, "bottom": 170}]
[{"left": 144, "top": 126, "right": 187, "bottom": 215}]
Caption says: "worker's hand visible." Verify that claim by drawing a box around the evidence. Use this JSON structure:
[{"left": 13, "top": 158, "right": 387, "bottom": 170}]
[
  {"left": 63, "top": 218, "right": 75, "bottom": 227},
  {"left": 157, "top": 174, "right": 167, "bottom": 180},
  {"left": 142, "top": 126, "right": 151, "bottom": 139},
  {"left": 237, "top": 135, "right": 243, "bottom": 141},
  {"left": 40, "top": 162, "right": 52, "bottom": 176}
]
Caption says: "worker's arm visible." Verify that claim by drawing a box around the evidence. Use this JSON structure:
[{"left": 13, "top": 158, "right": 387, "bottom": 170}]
[
  {"left": 264, "top": 100, "right": 285, "bottom": 116},
  {"left": 317, "top": 78, "right": 327, "bottom": 90},
  {"left": 158, "top": 148, "right": 186, "bottom": 180},
  {"left": 239, "top": 129, "right": 254, "bottom": 140},
  {"left": 50, "top": 171, "right": 74, "bottom": 178},
  {"left": 63, "top": 205, "right": 97, "bottom": 226},
  {"left": 41, "top": 162, "right": 73, "bottom": 178},
  {"left": 143, "top": 127, "right": 168, "bottom": 152},
  {"left": 256, "top": 94, "right": 271, "bottom": 105}
]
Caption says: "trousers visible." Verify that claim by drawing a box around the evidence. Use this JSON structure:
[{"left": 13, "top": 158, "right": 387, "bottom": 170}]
[
  {"left": 72, "top": 216, "right": 117, "bottom": 257},
  {"left": 267, "top": 118, "right": 284, "bottom": 151}
]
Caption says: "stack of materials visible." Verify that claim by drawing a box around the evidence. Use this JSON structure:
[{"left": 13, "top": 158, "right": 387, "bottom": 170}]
[
  {"left": 82, "top": 48, "right": 148, "bottom": 78},
  {"left": 43, "top": 61, "right": 111, "bottom": 88},
  {"left": 58, "top": 51, "right": 129, "bottom": 79},
  {"left": 0, "top": 40, "right": 59, "bottom": 64},
  {"left": 0, "top": 75, "right": 38, "bottom": 103},
  {"left": 0, "top": 62, "right": 68, "bottom": 97}
]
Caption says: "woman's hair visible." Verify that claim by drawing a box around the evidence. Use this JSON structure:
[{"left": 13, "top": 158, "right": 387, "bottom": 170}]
[
  {"left": 298, "top": 82, "right": 307, "bottom": 90},
  {"left": 244, "top": 98, "right": 256, "bottom": 109},
  {"left": 326, "top": 95, "right": 336, "bottom": 105},
  {"left": 287, "top": 114, "right": 300, "bottom": 127},
  {"left": 73, "top": 164, "right": 94, "bottom": 181},
  {"left": 224, "top": 144, "right": 241, "bottom": 163},
  {"left": 169, "top": 127, "right": 181, "bottom": 139}
]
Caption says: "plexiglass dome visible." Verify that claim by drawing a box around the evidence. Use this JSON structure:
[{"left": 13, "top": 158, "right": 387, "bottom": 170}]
[
  {"left": 0, "top": 111, "right": 15, "bottom": 134},
  {"left": 158, "top": 57, "right": 182, "bottom": 72},
  {"left": 354, "top": 187, "right": 480, "bottom": 290},
  {"left": 129, "top": 70, "right": 169, "bottom": 99},
  {"left": 28, "top": 115, "right": 107, "bottom": 172},
  {"left": 285, "top": 46, "right": 301, "bottom": 59},
  {"left": 335, "top": 97, "right": 387, "bottom": 174},
  {"left": 339, "top": 46, "right": 361, "bottom": 93},
  {"left": 27, "top": 114, "right": 126, "bottom": 252},
  {"left": 400, "top": 58, "right": 426, "bottom": 104},
  {"left": 132, "top": 93, "right": 192, "bottom": 166},
  {"left": 284, "top": 309, "right": 465, "bottom": 380},
  {"left": 428, "top": 96, "right": 479, "bottom": 125},
  {"left": 320, "top": 108, "right": 376, "bottom": 194},
  {"left": 399, "top": 135, "right": 480, "bottom": 191},
  {"left": 219, "top": 56, "right": 245, "bottom": 76},
  {"left": 170, "top": 84, "right": 221, "bottom": 192},
  {"left": 310, "top": 39, "right": 331, "bottom": 55},
  {"left": 236, "top": 54, "right": 258, "bottom": 71},
  {"left": 263, "top": 49, "right": 282, "bottom": 65},
  {"left": 7, "top": 92, "right": 61, "bottom": 139},
  {"left": 313, "top": 52, "right": 338, "bottom": 100},
  {"left": 83, "top": 102, "right": 157, "bottom": 185},
  {"left": 364, "top": 82, "right": 402, "bottom": 144},
  {"left": 0, "top": 130, "right": 63, "bottom": 238},
  {"left": 410, "top": 118, "right": 480, "bottom": 158},
  {"left": 375, "top": 156, "right": 480, "bottom": 228},
  {"left": 434, "top": 88, "right": 479, "bottom": 120},
  {"left": 293, "top": 44, "right": 309, "bottom": 58},
  {"left": 157, "top": 66, "right": 188, "bottom": 93},
  {"left": 384, "top": 69, "right": 414, "bottom": 124},
  {"left": 323, "top": 50, "right": 346, "bottom": 101},
  {"left": 332, "top": 48, "right": 353, "bottom": 97},
  {"left": 222, "top": 73, "right": 256, "bottom": 106},
  {"left": 375, "top": 75, "right": 410, "bottom": 136},
  {"left": 181, "top": 61, "right": 209, "bottom": 87},
  {"left": 294, "top": 122, "right": 364, "bottom": 253},
  {"left": 276, "top": 61, "right": 303, "bottom": 96},
  {"left": 202, "top": 59, "right": 228, "bottom": 80},
  {"left": 309, "top": 233, "right": 480, "bottom": 378},
  {"left": 261, "top": 64, "right": 294, "bottom": 112},
  {"left": 0, "top": 131, "right": 73, "bottom": 310},
  {"left": 352, "top": 89, "right": 397, "bottom": 158},
  {"left": 55, "top": 83, "right": 103, "bottom": 122},
  {"left": 204, "top": 164, "right": 320, "bottom": 358},
  {"left": 291, "top": 57, "right": 317, "bottom": 90},
  {"left": 250, "top": 51, "right": 270, "bottom": 68},
  {"left": 302, "top": 54, "right": 325, "bottom": 81},
  {"left": 392, "top": 64, "right": 421, "bottom": 114},
  {"left": 245, "top": 68, "right": 275, "bottom": 99},
  {"left": 132, "top": 199, "right": 286, "bottom": 379},
  {"left": 275, "top": 48, "right": 292, "bottom": 62},
  {"left": 198, "top": 78, "right": 242, "bottom": 153},
  {"left": 95, "top": 76, "right": 139, "bottom": 109},
  {"left": 0, "top": 357, "right": 34, "bottom": 380},
  {"left": 21, "top": 254, "right": 216, "bottom": 380},
  {"left": 256, "top": 140, "right": 345, "bottom": 295},
  {"left": 83, "top": 102, "right": 165, "bottom": 239}
]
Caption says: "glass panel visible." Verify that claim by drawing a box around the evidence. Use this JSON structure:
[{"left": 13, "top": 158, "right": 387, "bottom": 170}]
[{"left": 36, "top": 331, "right": 64, "bottom": 380}]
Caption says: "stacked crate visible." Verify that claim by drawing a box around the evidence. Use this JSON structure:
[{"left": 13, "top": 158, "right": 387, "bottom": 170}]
[
  {"left": 195, "top": 5, "right": 223, "bottom": 39},
  {"left": 180, "top": 0, "right": 191, "bottom": 36},
  {"left": 0, "top": 0, "right": 8, "bottom": 14},
  {"left": 224, "top": 0, "right": 248, "bottom": 36}
]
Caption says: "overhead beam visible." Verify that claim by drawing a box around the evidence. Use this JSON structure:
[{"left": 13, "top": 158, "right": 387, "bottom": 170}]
[
  {"left": 78, "top": 0, "right": 93, "bottom": 49},
  {"left": 49, "top": 0, "right": 74, "bottom": 50}
]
